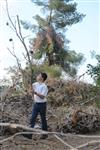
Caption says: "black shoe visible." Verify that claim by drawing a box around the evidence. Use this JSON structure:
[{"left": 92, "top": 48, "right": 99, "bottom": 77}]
[
  {"left": 40, "top": 134, "right": 48, "bottom": 139},
  {"left": 22, "top": 134, "right": 32, "bottom": 139}
]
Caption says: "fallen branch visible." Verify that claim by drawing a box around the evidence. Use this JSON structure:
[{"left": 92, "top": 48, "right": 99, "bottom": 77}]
[
  {"left": 0, "top": 131, "right": 77, "bottom": 149},
  {"left": 94, "top": 146, "right": 100, "bottom": 150},
  {"left": 76, "top": 140, "right": 100, "bottom": 149},
  {"left": 0, "top": 132, "right": 35, "bottom": 144},
  {"left": 0, "top": 123, "right": 38, "bottom": 132},
  {"left": 72, "top": 134, "right": 100, "bottom": 138},
  {"left": 1, "top": 123, "right": 100, "bottom": 149},
  {"left": 0, "top": 123, "right": 78, "bottom": 149},
  {"left": 54, "top": 135, "right": 77, "bottom": 150},
  {"left": 1, "top": 123, "right": 100, "bottom": 138},
  {"left": 0, "top": 131, "right": 76, "bottom": 150}
]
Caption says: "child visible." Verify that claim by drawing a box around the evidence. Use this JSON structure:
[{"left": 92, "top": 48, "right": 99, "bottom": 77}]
[{"left": 24, "top": 72, "right": 48, "bottom": 139}]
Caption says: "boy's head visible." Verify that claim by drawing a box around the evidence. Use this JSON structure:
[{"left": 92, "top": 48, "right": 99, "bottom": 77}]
[{"left": 36, "top": 72, "right": 47, "bottom": 82}]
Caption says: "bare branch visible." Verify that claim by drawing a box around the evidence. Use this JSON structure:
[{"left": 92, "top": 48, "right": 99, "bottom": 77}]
[
  {"left": 5, "top": 0, "right": 17, "bottom": 32},
  {"left": 5, "top": 0, "right": 33, "bottom": 83},
  {"left": 17, "top": 15, "right": 24, "bottom": 40},
  {"left": 1, "top": 123, "right": 100, "bottom": 149},
  {"left": 0, "top": 123, "right": 76, "bottom": 149},
  {"left": 7, "top": 47, "right": 22, "bottom": 71},
  {"left": 54, "top": 135, "right": 77, "bottom": 150},
  {"left": 5, "top": 0, "right": 22, "bottom": 42},
  {"left": 1, "top": 123, "right": 100, "bottom": 138},
  {"left": 23, "top": 35, "right": 31, "bottom": 39},
  {"left": 16, "top": 15, "right": 32, "bottom": 67},
  {"left": 76, "top": 140, "right": 100, "bottom": 149},
  {"left": 22, "top": 52, "right": 28, "bottom": 62}
]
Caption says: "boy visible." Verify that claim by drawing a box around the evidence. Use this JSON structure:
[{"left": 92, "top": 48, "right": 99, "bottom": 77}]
[{"left": 24, "top": 72, "right": 48, "bottom": 139}]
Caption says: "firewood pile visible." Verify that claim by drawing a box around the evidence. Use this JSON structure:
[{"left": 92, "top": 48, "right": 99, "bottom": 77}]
[{"left": 57, "top": 108, "right": 100, "bottom": 134}]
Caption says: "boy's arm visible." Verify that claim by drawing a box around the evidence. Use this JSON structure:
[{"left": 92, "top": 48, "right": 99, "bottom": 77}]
[
  {"left": 29, "top": 87, "right": 45, "bottom": 99},
  {"left": 28, "top": 84, "right": 35, "bottom": 95},
  {"left": 34, "top": 86, "right": 48, "bottom": 99},
  {"left": 34, "top": 91, "right": 45, "bottom": 99}
]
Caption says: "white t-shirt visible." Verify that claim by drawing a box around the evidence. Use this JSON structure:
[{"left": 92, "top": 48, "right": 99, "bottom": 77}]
[{"left": 32, "top": 82, "right": 48, "bottom": 103}]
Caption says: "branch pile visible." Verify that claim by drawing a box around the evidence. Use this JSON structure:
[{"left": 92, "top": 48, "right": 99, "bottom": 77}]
[
  {"left": 47, "top": 78, "right": 100, "bottom": 106},
  {"left": 57, "top": 108, "right": 100, "bottom": 134}
]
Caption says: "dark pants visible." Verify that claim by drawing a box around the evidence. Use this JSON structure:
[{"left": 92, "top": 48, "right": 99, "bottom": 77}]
[{"left": 30, "top": 102, "right": 47, "bottom": 131}]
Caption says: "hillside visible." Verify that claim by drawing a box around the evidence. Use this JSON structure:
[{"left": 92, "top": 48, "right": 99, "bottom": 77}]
[{"left": 0, "top": 79, "right": 100, "bottom": 150}]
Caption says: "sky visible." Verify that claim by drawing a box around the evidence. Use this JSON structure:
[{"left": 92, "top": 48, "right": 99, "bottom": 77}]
[{"left": 0, "top": 0, "right": 100, "bottom": 83}]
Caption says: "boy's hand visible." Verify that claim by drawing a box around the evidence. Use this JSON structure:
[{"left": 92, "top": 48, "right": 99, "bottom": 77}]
[
  {"left": 28, "top": 86, "right": 34, "bottom": 94},
  {"left": 28, "top": 85, "right": 37, "bottom": 95},
  {"left": 33, "top": 89, "right": 37, "bottom": 95},
  {"left": 30, "top": 88, "right": 36, "bottom": 95}
]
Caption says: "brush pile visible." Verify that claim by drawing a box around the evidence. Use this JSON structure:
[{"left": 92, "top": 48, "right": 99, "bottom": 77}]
[{"left": 57, "top": 107, "right": 100, "bottom": 134}]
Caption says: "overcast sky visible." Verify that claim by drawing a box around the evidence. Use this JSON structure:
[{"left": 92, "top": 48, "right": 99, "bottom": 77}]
[{"left": 0, "top": 0, "right": 99, "bottom": 82}]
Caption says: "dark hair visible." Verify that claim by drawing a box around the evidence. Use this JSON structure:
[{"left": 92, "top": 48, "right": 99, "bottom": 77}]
[{"left": 41, "top": 72, "right": 47, "bottom": 81}]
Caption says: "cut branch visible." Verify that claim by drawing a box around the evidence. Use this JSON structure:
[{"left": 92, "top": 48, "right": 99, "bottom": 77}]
[
  {"left": 54, "top": 135, "right": 77, "bottom": 150},
  {"left": 0, "top": 123, "right": 76, "bottom": 149},
  {"left": 1, "top": 123, "right": 100, "bottom": 138}
]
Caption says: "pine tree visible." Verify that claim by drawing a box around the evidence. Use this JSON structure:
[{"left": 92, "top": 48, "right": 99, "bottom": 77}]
[{"left": 21, "top": 0, "right": 85, "bottom": 76}]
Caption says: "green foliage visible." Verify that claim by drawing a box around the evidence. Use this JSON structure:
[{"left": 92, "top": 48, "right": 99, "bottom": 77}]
[
  {"left": 64, "top": 51, "right": 84, "bottom": 65},
  {"left": 22, "top": 0, "right": 85, "bottom": 77},
  {"left": 34, "top": 15, "right": 48, "bottom": 27},
  {"left": 62, "top": 50, "right": 84, "bottom": 77},
  {"left": 42, "top": 65, "right": 62, "bottom": 78},
  {"left": 34, "top": 50, "right": 43, "bottom": 59},
  {"left": 31, "top": 0, "right": 85, "bottom": 29},
  {"left": 26, "top": 64, "right": 61, "bottom": 78},
  {"left": 20, "top": 20, "right": 39, "bottom": 32},
  {"left": 87, "top": 54, "right": 100, "bottom": 87}
]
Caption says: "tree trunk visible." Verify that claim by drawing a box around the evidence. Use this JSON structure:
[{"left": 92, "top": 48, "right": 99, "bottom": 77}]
[{"left": 47, "top": 53, "right": 54, "bottom": 66}]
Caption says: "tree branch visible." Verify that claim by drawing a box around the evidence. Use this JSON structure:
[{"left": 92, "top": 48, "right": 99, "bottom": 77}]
[
  {"left": 5, "top": 0, "right": 34, "bottom": 84},
  {"left": 0, "top": 123, "right": 77, "bottom": 149},
  {"left": 76, "top": 140, "right": 100, "bottom": 149},
  {"left": 54, "top": 135, "right": 77, "bottom": 150},
  {"left": 7, "top": 47, "right": 22, "bottom": 71},
  {"left": 1, "top": 123, "right": 100, "bottom": 149},
  {"left": 1, "top": 123, "right": 100, "bottom": 138}
]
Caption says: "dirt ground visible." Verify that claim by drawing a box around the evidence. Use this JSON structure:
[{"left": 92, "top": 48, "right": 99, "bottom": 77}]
[
  {"left": 1, "top": 94, "right": 100, "bottom": 150},
  {"left": 1, "top": 134, "right": 100, "bottom": 150}
]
